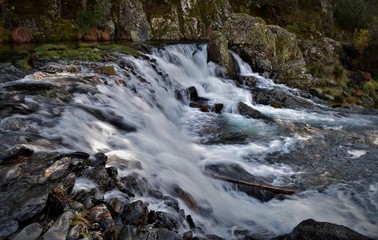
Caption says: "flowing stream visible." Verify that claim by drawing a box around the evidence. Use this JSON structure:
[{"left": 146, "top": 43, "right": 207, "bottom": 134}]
[{"left": 1, "top": 44, "right": 377, "bottom": 239}]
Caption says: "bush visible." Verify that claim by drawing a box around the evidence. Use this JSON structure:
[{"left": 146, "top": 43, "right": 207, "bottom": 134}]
[
  {"left": 78, "top": 2, "right": 106, "bottom": 34},
  {"left": 353, "top": 29, "right": 371, "bottom": 54},
  {"left": 334, "top": 0, "right": 374, "bottom": 30}
]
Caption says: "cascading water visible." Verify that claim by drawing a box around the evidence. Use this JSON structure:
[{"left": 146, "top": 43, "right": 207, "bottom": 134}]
[{"left": 1, "top": 44, "right": 377, "bottom": 239}]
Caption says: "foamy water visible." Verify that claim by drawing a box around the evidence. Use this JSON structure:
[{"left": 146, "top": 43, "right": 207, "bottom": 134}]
[{"left": 5, "top": 44, "right": 377, "bottom": 238}]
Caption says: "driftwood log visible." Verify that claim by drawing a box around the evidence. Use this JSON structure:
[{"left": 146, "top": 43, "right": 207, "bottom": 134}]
[{"left": 206, "top": 173, "right": 296, "bottom": 195}]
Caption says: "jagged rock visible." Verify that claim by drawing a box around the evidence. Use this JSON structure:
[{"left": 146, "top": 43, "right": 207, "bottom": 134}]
[
  {"left": 11, "top": 222, "right": 43, "bottom": 240},
  {"left": 0, "top": 145, "right": 33, "bottom": 164},
  {"left": 156, "top": 228, "right": 181, "bottom": 240},
  {"left": 42, "top": 211, "right": 74, "bottom": 240},
  {"left": 237, "top": 102, "right": 273, "bottom": 122},
  {"left": 121, "top": 200, "right": 149, "bottom": 225},
  {"left": 148, "top": 211, "right": 179, "bottom": 230},
  {"left": 0, "top": 219, "right": 18, "bottom": 239},
  {"left": 252, "top": 88, "right": 316, "bottom": 109},
  {"left": 14, "top": 188, "right": 49, "bottom": 222},
  {"left": 118, "top": 225, "right": 137, "bottom": 240},
  {"left": 89, "top": 205, "right": 115, "bottom": 238},
  {"left": 114, "top": 0, "right": 151, "bottom": 41},
  {"left": 280, "top": 219, "right": 372, "bottom": 240}
]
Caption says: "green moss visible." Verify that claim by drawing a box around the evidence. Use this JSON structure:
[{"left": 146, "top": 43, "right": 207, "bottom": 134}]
[
  {"left": 309, "top": 63, "right": 325, "bottom": 78},
  {"left": 34, "top": 46, "right": 103, "bottom": 62},
  {"left": 71, "top": 213, "right": 89, "bottom": 227},
  {"left": 34, "top": 17, "right": 78, "bottom": 42},
  {"left": 34, "top": 44, "right": 67, "bottom": 52},
  {"left": 95, "top": 65, "right": 117, "bottom": 76},
  {"left": 16, "top": 58, "right": 32, "bottom": 70},
  {"left": 99, "top": 44, "right": 140, "bottom": 57}
]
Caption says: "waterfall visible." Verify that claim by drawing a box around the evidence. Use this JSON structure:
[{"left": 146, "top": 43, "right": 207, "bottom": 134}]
[{"left": 2, "top": 44, "right": 377, "bottom": 239}]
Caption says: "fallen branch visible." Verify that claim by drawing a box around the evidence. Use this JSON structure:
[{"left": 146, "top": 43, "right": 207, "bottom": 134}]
[{"left": 206, "top": 173, "right": 296, "bottom": 195}]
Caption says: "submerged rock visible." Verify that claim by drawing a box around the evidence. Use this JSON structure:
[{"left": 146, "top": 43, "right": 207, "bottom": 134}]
[{"left": 237, "top": 102, "right": 273, "bottom": 122}]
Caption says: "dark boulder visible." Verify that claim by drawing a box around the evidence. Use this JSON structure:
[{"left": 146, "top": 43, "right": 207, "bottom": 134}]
[
  {"left": 280, "top": 219, "right": 372, "bottom": 240},
  {"left": 237, "top": 102, "right": 273, "bottom": 122},
  {"left": 0, "top": 218, "right": 18, "bottom": 239},
  {"left": 0, "top": 145, "right": 33, "bottom": 164},
  {"left": 121, "top": 200, "right": 149, "bottom": 226}
]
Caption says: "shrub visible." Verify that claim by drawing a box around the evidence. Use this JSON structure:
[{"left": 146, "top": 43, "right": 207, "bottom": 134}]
[
  {"left": 333, "top": 64, "right": 345, "bottom": 79},
  {"left": 353, "top": 29, "right": 371, "bottom": 54},
  {"left": 78, "top": 2, "right": 106, "bottom": 34},
  {"left": 334, "top": 0, "right": 374, "bottom": 30}
]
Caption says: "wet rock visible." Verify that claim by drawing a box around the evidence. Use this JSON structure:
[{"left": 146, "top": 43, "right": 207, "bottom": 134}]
[
  {"left": 186, "top": 86, "right": 209, "bottom": 102},
  {"left": 14, "top": 188, "right": 49, "bottom": 222},
  {"left": 252, "top": 88, "right": 316, "bottom": 109},
  {"left": 186, "top": 215, "right": 196, "bottom": 229},
  {"left": 121, "top": 200, "right": 149, "bottom": 226},
  {"left": 11, "top": 222, "right": 43, "bottom": 240},
  {"left": 89, "top": 205, "right": 115, "bottom": 238},
  {"left": 282, "top": 219, "right": 372, "bottom": 240},
  {"left": 157, "top": 228, "right": 181, "bottom": 240},
  {"left": 82, "top": 165, "right": 113, "bottom": 193},
  {"left": 173, "top": 185, "right": 198, "bottom": 211},
  {"left": 90, "top": 152, "right": 108, "bottom": 167},
  {"left": 67, "top": 224, "right": 81, "bottom": 240},
  {"left": 183, "top": 231, "right": 194, "bottom": 240},
  {"left": 214, "top": 103, "right": 224, "bottom": 113},
  {"left": 0, "top": 145, "right": 33, "bottom": 164},
  {"left": 190, "top": 102, "right": 210, "bottom": 112},
  {"left": 148, "top": 211, "right": 179, "bottom": 230},
  {"left": 237, "top": 102, "right": 273, "bottom": 122},
  {"left": 0, "top": 219, "right": 18, "bottom": 239},
  {"left": 163, "top": 196, "right": 180, "bottom": 212},
  {"left": 46, "top": 185, "right": 70, "bottom": 218},
  {"left": 42, "top": 211, "right": 74, "bottom": 240},
  {"left": 122, "top": 173, "right": 149, "bottom": 196},
  {"left": 118, "top": 225, "right": 137, "bottom": 240}
]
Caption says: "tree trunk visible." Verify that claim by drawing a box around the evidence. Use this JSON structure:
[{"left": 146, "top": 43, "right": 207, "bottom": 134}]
[
  {"left": 206, "top": 173, "right": 296, "bottom": 195},
  {"left": 82, "top": 0, "right": 87, "bottom": 10}
]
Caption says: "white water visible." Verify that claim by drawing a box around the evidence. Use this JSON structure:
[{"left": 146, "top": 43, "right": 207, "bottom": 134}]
[{"left": 8, "top": 44, "right": 377, "bottom": 238}]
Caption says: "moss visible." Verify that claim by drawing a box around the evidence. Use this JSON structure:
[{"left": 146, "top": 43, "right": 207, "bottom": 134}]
[
  {"left": 363, "top": 81, "right": 378, "bottom": 96},
  {"left": 95, "top": 65, "right": 117, "bottom": 76},
  {"left": 71, "top": 213, "right": 89, "bottom": 227},
  {"left": 34, "top": 44, "right": 67, "bottom": 52},
  {"left": 16, "top": 58, "right": 32, "bottom": 70},
  {"left": 309, "top": 63, "right": 325, "bottom": 78},
  {"left": 99, "top": 44, "right": 140, "bottom": 57},
  {"left": 34, "top": 17, "right": 78, "bottom": 42}
]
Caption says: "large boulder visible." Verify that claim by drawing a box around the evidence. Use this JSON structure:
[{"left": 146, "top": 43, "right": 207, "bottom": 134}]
[
  {"left": 280, "top": 219, "right": 372, "bottom": 240},
  {"left": 224, "top": 13, "right": 314, "bottom": 89},
  {"left": 113, "top": 0, "right": 151, "bottom": 41},
  {"left": 147, "top": 0, "right": 231, "bottom": 40}
]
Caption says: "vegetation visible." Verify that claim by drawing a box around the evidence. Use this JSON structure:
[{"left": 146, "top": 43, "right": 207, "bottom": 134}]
[{"left": 77, "top": 1, "right": 106, "bottom": 34}]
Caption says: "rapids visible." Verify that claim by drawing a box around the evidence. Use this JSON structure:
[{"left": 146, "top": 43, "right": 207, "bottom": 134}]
[{"left": 0, "top": 43, "right": 377, "bottom": 239}]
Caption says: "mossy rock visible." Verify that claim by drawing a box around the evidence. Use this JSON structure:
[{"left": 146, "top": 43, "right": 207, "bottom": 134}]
[
  {"left": 99, "top": 44, "right": 140, "bottom": 57},
  {"left": 33, "top": 17, "right": 78, "bottom": 42},
  {"left": 95, "top": 66, "right": 117, "bottom": 76},
  {"left": 34, "top": 46, "right": 104, "bottom": 62}
]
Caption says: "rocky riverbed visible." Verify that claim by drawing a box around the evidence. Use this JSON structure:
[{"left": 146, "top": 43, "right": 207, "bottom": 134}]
[{"left": 0, "top": 43, "right": 377, "bottom": 239}]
